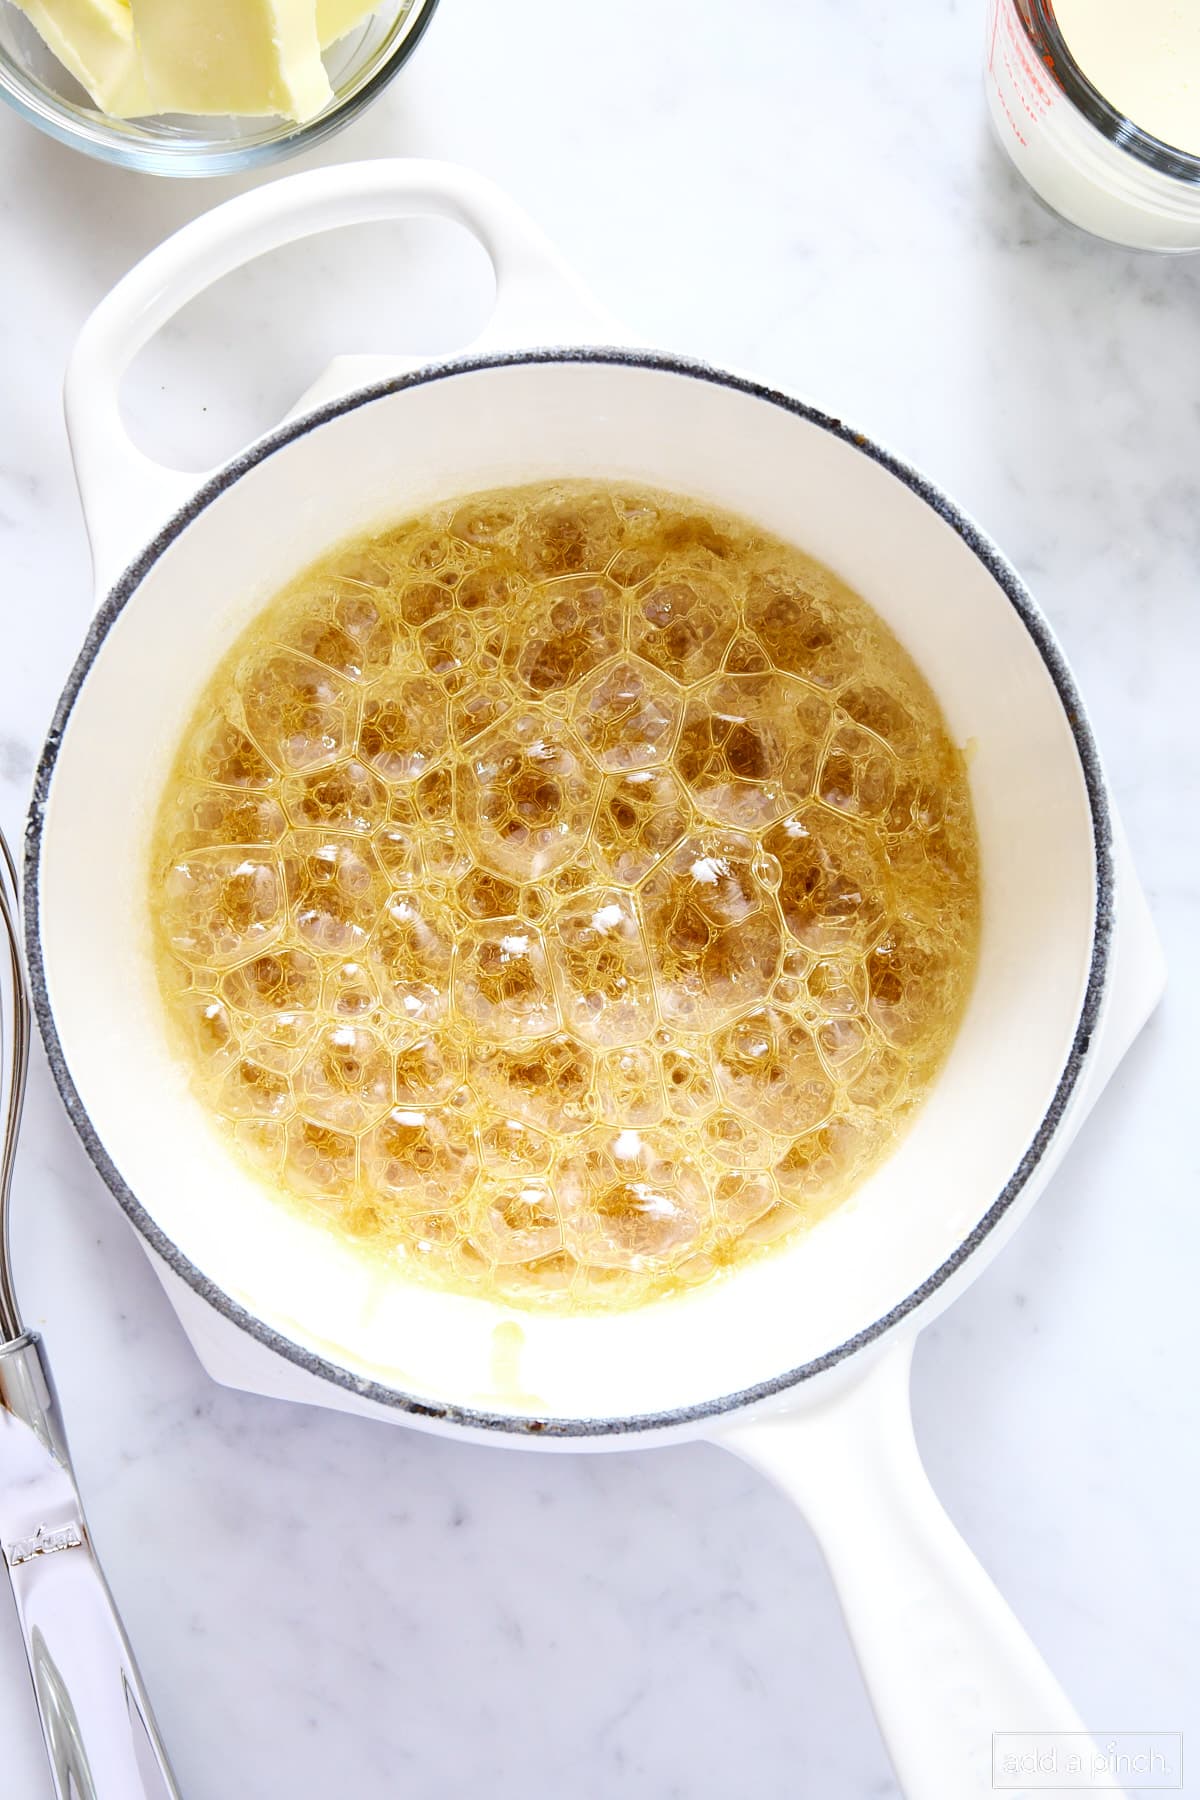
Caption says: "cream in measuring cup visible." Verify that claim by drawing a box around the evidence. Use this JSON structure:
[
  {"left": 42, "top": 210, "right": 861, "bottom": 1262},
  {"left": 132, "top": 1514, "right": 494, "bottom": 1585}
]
[{"left": 987, "top": 0, "right": 1200, "bottom": 251}]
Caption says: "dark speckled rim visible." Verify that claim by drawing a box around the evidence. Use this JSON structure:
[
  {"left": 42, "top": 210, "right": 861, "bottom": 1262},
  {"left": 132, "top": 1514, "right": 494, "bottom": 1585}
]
[{"left": 25, "top": 349, "right": 1113, "bottom": 1439}]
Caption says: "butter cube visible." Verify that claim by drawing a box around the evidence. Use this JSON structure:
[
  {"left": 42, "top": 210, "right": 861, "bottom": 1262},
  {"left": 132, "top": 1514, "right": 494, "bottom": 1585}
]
[
  {"left": 14, "top": 0, "right": 151, "bottom": 116},
  {"left": 317, "top": 0, "right": 377, "bottom": 48},
  {"left": 130, "top": 0, "right": 334, "bottom": 120}
]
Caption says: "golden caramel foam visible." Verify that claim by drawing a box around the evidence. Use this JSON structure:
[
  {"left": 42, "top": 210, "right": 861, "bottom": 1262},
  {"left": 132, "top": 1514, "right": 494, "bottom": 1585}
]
[{"left": 151, "top": 482, "right": 979, "bottom": 1311}]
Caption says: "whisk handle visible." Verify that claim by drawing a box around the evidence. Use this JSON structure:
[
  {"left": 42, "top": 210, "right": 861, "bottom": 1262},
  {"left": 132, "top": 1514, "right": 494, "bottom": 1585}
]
[{"left": 0, "top": 1332, "right": 181, "bottom": 1800}]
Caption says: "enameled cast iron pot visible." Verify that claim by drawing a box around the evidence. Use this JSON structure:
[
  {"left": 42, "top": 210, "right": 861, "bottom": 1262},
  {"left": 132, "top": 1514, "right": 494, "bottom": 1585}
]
[{"left": 26, "top": 161, "right": 1163, "bottom": 1799}]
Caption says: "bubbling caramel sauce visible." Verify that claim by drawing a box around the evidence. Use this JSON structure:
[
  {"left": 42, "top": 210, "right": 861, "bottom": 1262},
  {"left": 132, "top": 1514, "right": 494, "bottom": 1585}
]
[{"left": 151, "top": 482, "right": 979, "bottom": 1310}]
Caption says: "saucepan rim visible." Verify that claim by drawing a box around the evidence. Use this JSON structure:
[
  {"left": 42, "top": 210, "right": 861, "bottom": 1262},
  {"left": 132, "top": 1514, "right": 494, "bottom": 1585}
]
[{"left": 23, "top": 347, "right": 1114, "bottom": 1439}]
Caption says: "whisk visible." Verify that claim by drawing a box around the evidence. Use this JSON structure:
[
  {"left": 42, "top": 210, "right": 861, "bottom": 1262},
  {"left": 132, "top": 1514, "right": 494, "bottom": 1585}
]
[{"left": 0, "top": 822, "right": 180, "bottom": 1799}]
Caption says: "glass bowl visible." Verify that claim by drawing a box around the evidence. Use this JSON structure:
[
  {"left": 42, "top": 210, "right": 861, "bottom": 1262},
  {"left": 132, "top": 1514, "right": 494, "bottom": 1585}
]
[{"left": 0, "top": 0, "right": 439, "bottom": 176}]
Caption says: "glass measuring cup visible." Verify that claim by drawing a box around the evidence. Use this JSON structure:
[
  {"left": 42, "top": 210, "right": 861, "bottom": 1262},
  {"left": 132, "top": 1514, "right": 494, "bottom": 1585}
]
[{"left": 986, "top": 0, "right": 1200, "bottom": 251}]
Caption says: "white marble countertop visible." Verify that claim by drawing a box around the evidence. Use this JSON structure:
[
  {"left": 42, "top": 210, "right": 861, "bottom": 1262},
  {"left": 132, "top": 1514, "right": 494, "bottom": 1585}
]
[{"left": 1, "top": 2, "right": 1197, "bottom": 1795}]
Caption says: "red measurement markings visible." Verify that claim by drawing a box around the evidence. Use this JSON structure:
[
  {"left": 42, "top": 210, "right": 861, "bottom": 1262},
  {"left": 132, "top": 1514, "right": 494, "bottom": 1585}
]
[
  {"left": 999, "top": 0, "right": 1056, "bottom": 115},
  {"left": 988, "top": 0, "right": 1002, "bottom": 73},
  {"left": 995, "top": 72, "right": 1030, "bottom": 147}
]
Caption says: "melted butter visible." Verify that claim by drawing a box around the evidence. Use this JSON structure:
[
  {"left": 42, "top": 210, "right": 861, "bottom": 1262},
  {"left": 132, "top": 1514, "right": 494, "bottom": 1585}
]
[{"left": 485, "top": 1319, "right": 545, "bottom": 1412}]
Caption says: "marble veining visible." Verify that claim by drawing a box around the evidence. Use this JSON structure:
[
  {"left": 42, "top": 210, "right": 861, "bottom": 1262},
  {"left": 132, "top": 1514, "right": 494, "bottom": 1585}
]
[{"left": 0, "top": 1, "right": 1196, "bottom": 1795}]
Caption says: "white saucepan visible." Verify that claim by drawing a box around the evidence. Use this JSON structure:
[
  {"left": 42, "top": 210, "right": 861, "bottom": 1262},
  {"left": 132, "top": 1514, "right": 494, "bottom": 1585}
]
[{"left": 26, "top": 160, "right": 1164, "bottom": 1799}]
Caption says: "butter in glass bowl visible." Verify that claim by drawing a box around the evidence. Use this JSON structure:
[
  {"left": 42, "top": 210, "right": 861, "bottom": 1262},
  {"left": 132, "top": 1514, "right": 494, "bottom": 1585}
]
[{"left": 0, "top": 0, "right": 440, "bottom": 173}]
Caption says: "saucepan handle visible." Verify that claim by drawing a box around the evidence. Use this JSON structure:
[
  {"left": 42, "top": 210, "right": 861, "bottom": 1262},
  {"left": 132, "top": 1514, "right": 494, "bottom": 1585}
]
[
  {"left": 65, "top": 157, "right": 625, "bottom": 597},
  {"left": 0, "top": 1333, "right": 180, "bottom": 1800},
  {"left": 720, "top": 1336, "right": 1125, "bottom": 1800}
]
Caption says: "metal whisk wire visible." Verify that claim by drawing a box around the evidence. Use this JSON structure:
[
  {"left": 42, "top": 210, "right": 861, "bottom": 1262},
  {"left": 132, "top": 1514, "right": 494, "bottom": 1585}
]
[{"left": 0, "top": 822, "right": 29, "bottom": 1342}]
